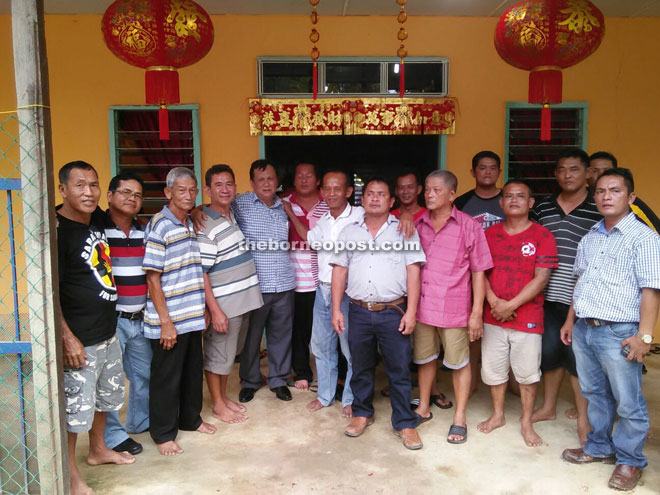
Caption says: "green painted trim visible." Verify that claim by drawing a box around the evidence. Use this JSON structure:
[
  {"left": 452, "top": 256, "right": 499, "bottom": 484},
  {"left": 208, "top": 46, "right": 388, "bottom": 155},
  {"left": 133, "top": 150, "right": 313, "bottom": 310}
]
[
  {"left": 109, "top": 104, "right": 200, "bottom": 111},
  {"left": 504, "top": 104, "right": 511, "bottom": 183},
  {"left": 257, "top": 56, "right": 449, "bottom": 63},
  {"left": 109, "top": 109, "right": 118, "bottom": 178},
  {"left": 191, "top": 107, "right": 202, "bottom": 205},
  {"left": 439, "top": 134, "right": 447, "bottom": 170},
  {"left": 258, "top": 135, "right": 265, "bottom": 159}
]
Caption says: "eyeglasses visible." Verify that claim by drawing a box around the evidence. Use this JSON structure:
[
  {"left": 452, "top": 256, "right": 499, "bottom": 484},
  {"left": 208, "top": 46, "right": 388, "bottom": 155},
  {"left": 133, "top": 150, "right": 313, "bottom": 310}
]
[{"left": 114, "top": 189, "right": 143, "bottom": 200}]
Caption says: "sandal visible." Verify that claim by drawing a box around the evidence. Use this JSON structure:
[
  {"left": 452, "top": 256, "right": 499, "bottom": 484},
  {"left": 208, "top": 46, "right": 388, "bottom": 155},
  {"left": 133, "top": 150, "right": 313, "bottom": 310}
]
[
  {"left": 431, "top": 393, "right": 453, "bottom": 409},
  {"left": 447, "top": 424, "right": 468, "bottom": 444}
]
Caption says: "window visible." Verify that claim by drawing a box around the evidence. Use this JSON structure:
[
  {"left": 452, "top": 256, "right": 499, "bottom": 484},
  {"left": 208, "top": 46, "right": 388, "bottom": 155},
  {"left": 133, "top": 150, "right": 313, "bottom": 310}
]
[
  {"left": 109, "top": 105, "right": 201, "bottom": 221},
  {"left": 258, "top": 57, "right": 449, "bottom": 98},
  {"left": 505, "top": 103, "right": 588, "bottom": 198}
]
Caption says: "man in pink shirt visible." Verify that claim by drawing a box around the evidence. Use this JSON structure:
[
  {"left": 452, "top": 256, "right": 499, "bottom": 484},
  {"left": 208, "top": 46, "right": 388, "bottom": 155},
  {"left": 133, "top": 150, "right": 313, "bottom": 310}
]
[{"left": 413, "top": 170, "right": 493, "bottom": 444}]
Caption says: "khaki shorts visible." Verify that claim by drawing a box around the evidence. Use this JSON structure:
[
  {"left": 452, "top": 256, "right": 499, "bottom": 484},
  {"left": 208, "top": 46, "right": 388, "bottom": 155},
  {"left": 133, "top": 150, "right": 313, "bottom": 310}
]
[
  {"left": 413, "top": 322, "right": 469, "bottom": 370},
  {"left": 63, "top": 335, "right": 125, "bottom": 433},
  {"left": 481, "top": 323, "right": 542, "bottom": 386},
  {"left": 203, "top": 313, "right": 249, "bottom": 375}
]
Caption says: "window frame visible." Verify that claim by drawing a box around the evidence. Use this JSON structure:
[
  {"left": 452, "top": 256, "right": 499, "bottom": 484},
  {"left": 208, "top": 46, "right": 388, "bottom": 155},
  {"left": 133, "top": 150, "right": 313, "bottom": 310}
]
[{"left": 257, "top": 56, "right": 450, "bottom": 98}]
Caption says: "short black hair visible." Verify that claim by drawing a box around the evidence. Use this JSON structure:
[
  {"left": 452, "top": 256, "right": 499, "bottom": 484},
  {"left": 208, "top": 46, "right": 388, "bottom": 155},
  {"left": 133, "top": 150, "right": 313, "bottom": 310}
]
[
  {"left": 205, "top": 164, "right": 235, "bottom": 187},
  {"left": 556, "top": 147, "right": 589, "bottom": 169},
  {"left": 395, "top": 168, "right": 421, "bottom": 185},
  {"left": 294, "top": 161, "right": 320, "bottom": 179},
  {"left": 502, "top": 179, "right": 533, "bottom": 196},
  {"left": 321, "top": 168, "right": 353, "bottom": 188},
  {"left": 363, "top": 175, "right": 394, "bottom": 198},
  {"left": 249, "top": 159, "right": 276, "bottom": 181},
  {"left": 59, "top": 160, "right": 97, "bottom": 184},
  {"left": 589, "top": 151, "right": 618, "bottom": 168},
  {"left": 471, "top": 151, "right": 501, "bottom": 170},
  {"left": 596, "top": 168, "right": 634, "bottom": 194},
  {"left": 109, "top": 172, "right": 144, "bottom": 192}
]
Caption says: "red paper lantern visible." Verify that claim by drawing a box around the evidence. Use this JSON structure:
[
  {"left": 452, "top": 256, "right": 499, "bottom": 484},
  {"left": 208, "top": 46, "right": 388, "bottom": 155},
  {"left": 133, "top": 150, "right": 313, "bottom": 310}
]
[
  {"left": 495, "top": 0, "right": 604, "bottom": 140},
  {"left": 102, "top": 0, "right": 214, "bottom": 139}
]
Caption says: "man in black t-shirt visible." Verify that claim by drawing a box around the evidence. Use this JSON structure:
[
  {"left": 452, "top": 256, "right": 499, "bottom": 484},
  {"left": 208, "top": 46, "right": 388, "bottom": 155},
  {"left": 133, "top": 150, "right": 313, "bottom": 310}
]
[{"left": 57, "top": 161, "right": 135, "bottom": 495}]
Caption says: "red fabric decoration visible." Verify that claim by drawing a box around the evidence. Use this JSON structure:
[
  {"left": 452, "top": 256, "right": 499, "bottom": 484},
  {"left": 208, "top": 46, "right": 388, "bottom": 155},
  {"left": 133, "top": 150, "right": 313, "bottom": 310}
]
[
  {"left": 102, "top": 0, "right": 214, "bottom": 140},
  {"left": 494, "top": 0, "right": 604, "bottom": 140}
]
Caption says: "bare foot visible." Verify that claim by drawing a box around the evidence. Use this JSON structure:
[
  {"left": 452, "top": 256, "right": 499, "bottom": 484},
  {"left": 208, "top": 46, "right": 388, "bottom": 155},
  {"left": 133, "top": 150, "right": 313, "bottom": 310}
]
[
  {"left": 197, "top": 422, "right": 217, "bottom": 435},
  {"left": 307, "top": 398, "right": 325, "bottom": 412},
  {"left": 295, "top": 379, "right": 309, "bottom": 391},
  {"left": 212, "top": 406, "right": 247, "bottom": 424},
  {"left": 224, "top": 397, "right": 247, "bottom": 413},
  {"left": 477, "top": 414, "right": 506, "bottom": 434},
  {"left": 531, "top": 407, "right": 556, "bottom": 424},
  {"left": 342, "top": 405, "right": 353, "bottom": 418},
  {"left": 71, "top": 475, "right": 95, "bottom": 495},
  {"left": 522, "top": 422, "right": 543, "bottom": 447},
  {"left": 564, "top": 407, "right": 578, "bottom": 420},
  {"left": 156, "top": 440, "right": 183, "bottom": 456},
  {"left": 87, "top": 448, "right": 135, "bottom": 466}
]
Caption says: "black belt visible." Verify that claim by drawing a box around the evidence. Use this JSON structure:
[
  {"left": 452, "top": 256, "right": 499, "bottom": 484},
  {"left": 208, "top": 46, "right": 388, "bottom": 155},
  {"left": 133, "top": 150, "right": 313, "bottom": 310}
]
[
  {"left": 117, "top": 310, "right": 144, "bottom": 321},
  {"left": 583, "top": 318, "right": 615, "bottom": 327}
]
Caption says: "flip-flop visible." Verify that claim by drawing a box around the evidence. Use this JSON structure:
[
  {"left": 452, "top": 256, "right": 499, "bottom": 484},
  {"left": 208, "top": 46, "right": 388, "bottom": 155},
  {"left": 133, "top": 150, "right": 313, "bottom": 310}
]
[
  {"left": 416, "top": 411, "right": 433, "bottom": 425},
  {"left": 431, "top": 393, "right": 453, "bottom": 409},
  {"left": 447, "top": 424, "right": 467, "bottom": 444}
]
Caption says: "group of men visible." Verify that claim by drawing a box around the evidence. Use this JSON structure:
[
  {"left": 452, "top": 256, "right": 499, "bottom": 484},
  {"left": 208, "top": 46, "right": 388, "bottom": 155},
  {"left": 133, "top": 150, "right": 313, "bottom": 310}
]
[{"left": 56, "top": 146, "right": 659, "bottom": 494}]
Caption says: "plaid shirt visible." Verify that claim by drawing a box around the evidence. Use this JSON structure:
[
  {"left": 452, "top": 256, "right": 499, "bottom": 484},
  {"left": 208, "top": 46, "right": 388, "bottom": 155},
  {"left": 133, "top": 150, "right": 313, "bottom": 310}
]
[
  {"left": 573, "top": 212, "right": 660, "bottom": 322},
  {"left": 232, "top": 192, "right": 295, "bottom": 293}
]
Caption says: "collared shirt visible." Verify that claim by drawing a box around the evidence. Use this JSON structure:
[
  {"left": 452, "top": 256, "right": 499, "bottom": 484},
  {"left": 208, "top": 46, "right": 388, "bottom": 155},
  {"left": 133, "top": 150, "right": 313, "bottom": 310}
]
[
  {"left": 330, "top": 214, "right": 426, "bottom": 302},
  {"left": 415, "top": 207, "right": 493, "bottom": 328},
  {"left": 308, "top": 203, "right": 365, "bottom": 284},
  {"left": 533, "top": 194, "right": 602, "bottom": 306},
  {"left": 573, "top": 212, "right": 660, "bottom": 322},
  {"left": 142, "top": 206, "right": 206, "bottom": 338},
  {"left": 232, "top": 192, "right": 295, "bottom": 293},
  {"left": 283, "top": 192, "right": 328, "bottom": 292},
  {"left": 103, "top": 211, "right": 147, "bottom": 313},
  {"left": 197, "top": 207, "right": 263, "bottom": 319}
]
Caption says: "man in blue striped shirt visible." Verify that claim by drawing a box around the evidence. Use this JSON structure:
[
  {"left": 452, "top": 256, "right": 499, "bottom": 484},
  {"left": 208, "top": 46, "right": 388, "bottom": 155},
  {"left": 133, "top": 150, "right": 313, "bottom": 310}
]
[{"left": 143, "top": 167, "right": 217, "bottom": 455}]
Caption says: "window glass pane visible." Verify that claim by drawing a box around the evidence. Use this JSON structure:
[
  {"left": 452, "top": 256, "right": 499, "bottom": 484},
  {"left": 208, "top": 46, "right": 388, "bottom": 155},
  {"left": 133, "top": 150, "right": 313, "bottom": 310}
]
[
  {"left": 387, "top": 62, "right": 446, "bottom": 94},
  {"left": 262, "top": 62, "right": 314, "bottom": 94},
  {"left": 325, "top": 63, "right": 380, "bottom": 94}
]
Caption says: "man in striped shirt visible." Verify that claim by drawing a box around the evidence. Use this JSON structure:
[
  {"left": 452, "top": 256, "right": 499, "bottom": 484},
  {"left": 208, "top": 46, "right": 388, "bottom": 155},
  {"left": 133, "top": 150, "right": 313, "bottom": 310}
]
[
  {"left": 143, "top": 167, "right": 216, "bottom": 455},
  {"left": 102, "top": 174, "right": 150, "bottom": 456},
  {"left": 198, "top": 165, "right": 263, "bottom": 423},
  {"left": 531, "top": 148, "right": 601, "bottom": 446}
]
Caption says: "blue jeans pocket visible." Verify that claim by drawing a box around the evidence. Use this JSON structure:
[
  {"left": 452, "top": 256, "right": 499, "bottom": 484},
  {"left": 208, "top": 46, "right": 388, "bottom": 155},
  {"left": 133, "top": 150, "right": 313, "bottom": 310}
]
[{"left": 606, "top": 323, "right": 637, "bottom": 340}]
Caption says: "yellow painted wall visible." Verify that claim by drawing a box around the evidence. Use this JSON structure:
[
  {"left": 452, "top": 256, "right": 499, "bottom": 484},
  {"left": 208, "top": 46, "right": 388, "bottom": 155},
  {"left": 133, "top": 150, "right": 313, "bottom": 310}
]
[{"left": 1, "top": 14, "right": 659, "bottom": 211}]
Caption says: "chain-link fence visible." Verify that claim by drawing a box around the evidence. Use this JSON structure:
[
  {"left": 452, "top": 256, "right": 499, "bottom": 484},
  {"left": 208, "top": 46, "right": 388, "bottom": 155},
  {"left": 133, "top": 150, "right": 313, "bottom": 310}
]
[{"left": 0, "top": 112, "right": 65, "bottom": 494}]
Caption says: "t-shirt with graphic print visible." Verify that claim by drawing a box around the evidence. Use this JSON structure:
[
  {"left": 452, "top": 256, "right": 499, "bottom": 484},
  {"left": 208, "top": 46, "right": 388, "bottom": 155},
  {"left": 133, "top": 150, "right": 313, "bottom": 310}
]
[
  {"left": 484, "top": 222, "right": 558, "bottom": 334},
  {"left": 57, "top": 212, "right": 118, "bottom": 347},
  {"left": 454, "top": 189, "right": 504, "bottom": 230}
]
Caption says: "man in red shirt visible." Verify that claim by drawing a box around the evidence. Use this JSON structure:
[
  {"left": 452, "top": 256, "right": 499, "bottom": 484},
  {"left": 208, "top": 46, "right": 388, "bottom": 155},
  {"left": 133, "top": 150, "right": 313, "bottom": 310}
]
[
  {"left": 477, "top": 181, "right": 558, "bottom": 447},
  {"left": 391, "top": 169, "right": 427, "bottom": 221}
]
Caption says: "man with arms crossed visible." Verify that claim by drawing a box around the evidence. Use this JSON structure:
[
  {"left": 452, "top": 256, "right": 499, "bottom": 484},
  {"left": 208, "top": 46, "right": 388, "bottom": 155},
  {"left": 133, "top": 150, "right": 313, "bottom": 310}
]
[
  {"left": 57, "top": 161, "right": 134, "bottom": 495},
  {"left": 330, "top": 177, "right": 426, "bottom": 450},
  {"left": 477, "top": 181, "right": 558, "bottom": 447},
  {"left": 143, "top": 167, "right": 216, "bottom": 455},
  {"left": 413, "top": 170, "right": 492, "bottom": 444},
  {"left": 561, "top": 168, "right": 660, "bottom": 491}
]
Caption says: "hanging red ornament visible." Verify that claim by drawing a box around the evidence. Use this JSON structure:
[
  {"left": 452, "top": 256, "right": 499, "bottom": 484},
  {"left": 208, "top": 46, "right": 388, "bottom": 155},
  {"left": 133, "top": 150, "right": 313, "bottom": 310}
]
[
  {"left": 396, "top": 0, "right": 408, "bottom": 98},
  {"left": 495, "top": 0, "right": 604, "bottom": 141},
  {"left": 102, "top": 0, "right": 214, "bottom": 140},
  {"left": 309, "top": 0, "right": 320, "bottom": 99}
]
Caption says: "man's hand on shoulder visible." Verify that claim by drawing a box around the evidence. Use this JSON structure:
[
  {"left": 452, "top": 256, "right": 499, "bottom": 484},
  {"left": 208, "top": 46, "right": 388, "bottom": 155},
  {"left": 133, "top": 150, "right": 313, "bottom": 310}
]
[
  {"left": 190, "top": 205, "right": 208, "bottom": 233},
  {"left": 396, "top": 211, "right": 416, "bottom": 239}
]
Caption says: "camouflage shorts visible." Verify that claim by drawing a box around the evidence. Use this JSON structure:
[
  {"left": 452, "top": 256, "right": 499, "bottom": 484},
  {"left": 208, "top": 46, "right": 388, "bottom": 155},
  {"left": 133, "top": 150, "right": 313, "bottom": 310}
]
[{"left": 63, "top": 335, "right": 125, "bottom": 433}]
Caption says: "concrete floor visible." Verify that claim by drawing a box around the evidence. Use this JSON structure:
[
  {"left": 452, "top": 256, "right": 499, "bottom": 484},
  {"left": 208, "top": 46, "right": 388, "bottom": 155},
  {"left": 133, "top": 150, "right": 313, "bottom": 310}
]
[{"left": 79, "top": 354, "right": 660, "bottom": 495}]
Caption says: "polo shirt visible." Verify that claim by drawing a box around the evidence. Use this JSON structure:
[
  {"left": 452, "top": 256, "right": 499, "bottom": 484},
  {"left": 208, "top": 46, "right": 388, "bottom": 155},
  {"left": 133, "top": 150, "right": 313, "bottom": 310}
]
[
  {"left": 142, "top": 206, "right": 206, "bottom": 338},
  {"left": 330, "top": 214, "right": 426, "bottom": 302},
  {"left": 573, "top": 212, "right": 660, "bottom": 322},
  {"left": 197, "top": 207, "right": 263, "bottom": 319},
  {"left": 454, "top": 189, "right": 504, "bottom": 231},
  {"left": 233, "top": 192, "right": 295, "bottom": 293},
  {"left": 532, "top": 194, "right": 601, "bottom": 306},
  {"left": 415, "top": 207, "right": 493, "bottom": 328}
]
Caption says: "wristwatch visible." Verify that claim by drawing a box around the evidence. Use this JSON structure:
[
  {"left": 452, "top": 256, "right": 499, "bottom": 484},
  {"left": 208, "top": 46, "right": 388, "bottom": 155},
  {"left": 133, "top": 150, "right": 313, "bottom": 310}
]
[{"left": 637, "top": 333, "right": 653, "bottom": 345}]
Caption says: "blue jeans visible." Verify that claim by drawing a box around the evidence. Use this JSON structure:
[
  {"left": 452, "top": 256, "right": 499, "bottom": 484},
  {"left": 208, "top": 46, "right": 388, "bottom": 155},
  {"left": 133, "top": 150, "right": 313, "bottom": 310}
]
[
  {"left": 572, "top": 318, "right": 649, "bottom": 468},
  {"left": 104, "top": 317, "right": 152, "bottom": 449},
  {"left": 310, "top": 284, "right": 353, "bottom": 407},
  {"left": 348, "top": 302, "right": 417, "bottom": 431}
]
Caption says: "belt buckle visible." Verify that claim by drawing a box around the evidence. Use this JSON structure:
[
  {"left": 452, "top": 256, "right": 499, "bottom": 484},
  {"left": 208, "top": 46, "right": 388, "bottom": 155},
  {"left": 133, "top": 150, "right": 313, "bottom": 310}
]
[
  {"left": 593, "top": 319, "right": 601, "bottom": 326},
  {"left": 367, "top": 301, "right": 373, "bottom": 311}
]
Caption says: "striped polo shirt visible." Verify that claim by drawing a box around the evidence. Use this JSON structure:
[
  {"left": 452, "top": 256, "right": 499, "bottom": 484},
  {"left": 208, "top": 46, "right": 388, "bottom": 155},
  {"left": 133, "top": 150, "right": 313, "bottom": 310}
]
[
  {"left": 532, "top": 194, "right": 602, "bottom": 306},
  {"left": 197, "top": 207, "right": 263, "bottom": 319},
  {"left": 103, "top": 211, "right": 147, "bottom": 313},
  {"left": 142, "top": 206, "right": 206, "bottom": 338}
]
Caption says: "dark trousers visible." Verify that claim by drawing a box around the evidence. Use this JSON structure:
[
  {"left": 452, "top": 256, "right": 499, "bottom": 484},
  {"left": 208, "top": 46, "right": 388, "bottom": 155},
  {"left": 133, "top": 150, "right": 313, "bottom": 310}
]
[
  {"left": 292, "top": 290, "right": 315, "bottom": 382},
  {"left": 240, "top": 290, "right": 294, "bottom": 389},
  {"left": 149, "top": 331, "right": 203, "bottom": 444},
  {"left": 541, "top": 301, "right": 578, "bottom": 376},
  {"left": 348, "top": 302, "right": 417, "bottom": 430}
]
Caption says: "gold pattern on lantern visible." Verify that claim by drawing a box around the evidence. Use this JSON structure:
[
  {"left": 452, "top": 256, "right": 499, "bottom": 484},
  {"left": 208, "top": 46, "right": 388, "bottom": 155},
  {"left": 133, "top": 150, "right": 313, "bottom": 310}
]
[
  {"left": 558, "top": 0, "right": 601, "bottom": 34},
  {"left": 396, "top": 0, "right": 408, "bottom": 60},
  {"left": 520, "top": 22, "right": 547, "bottom": 48},
  {"left": 166, "top": 0, "right": 207, "bottom": 41},
  {"left": 310, "top": 0, "right": 320, "bottom": 61},
  {"left": 505, "top": 6, "right": 528, "bottom": 24}
]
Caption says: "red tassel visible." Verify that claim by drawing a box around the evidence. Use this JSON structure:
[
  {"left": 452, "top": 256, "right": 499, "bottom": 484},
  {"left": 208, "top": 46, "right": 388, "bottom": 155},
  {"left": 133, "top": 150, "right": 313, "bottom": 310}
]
[
  {"left": 529, "top": 69, "right": 562, "bottom": 105},
  {"left": 541, "top": 104, "right": 551, "bottom": 142},
  {"left": 313, "top": 63, "right": 318, "bottom": 100},
  {"left": 159, "top": 106, "right": 170, "bottom": 141},
  {"left": 399, "top": 60, "right": 405, "bottom": 98}
]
